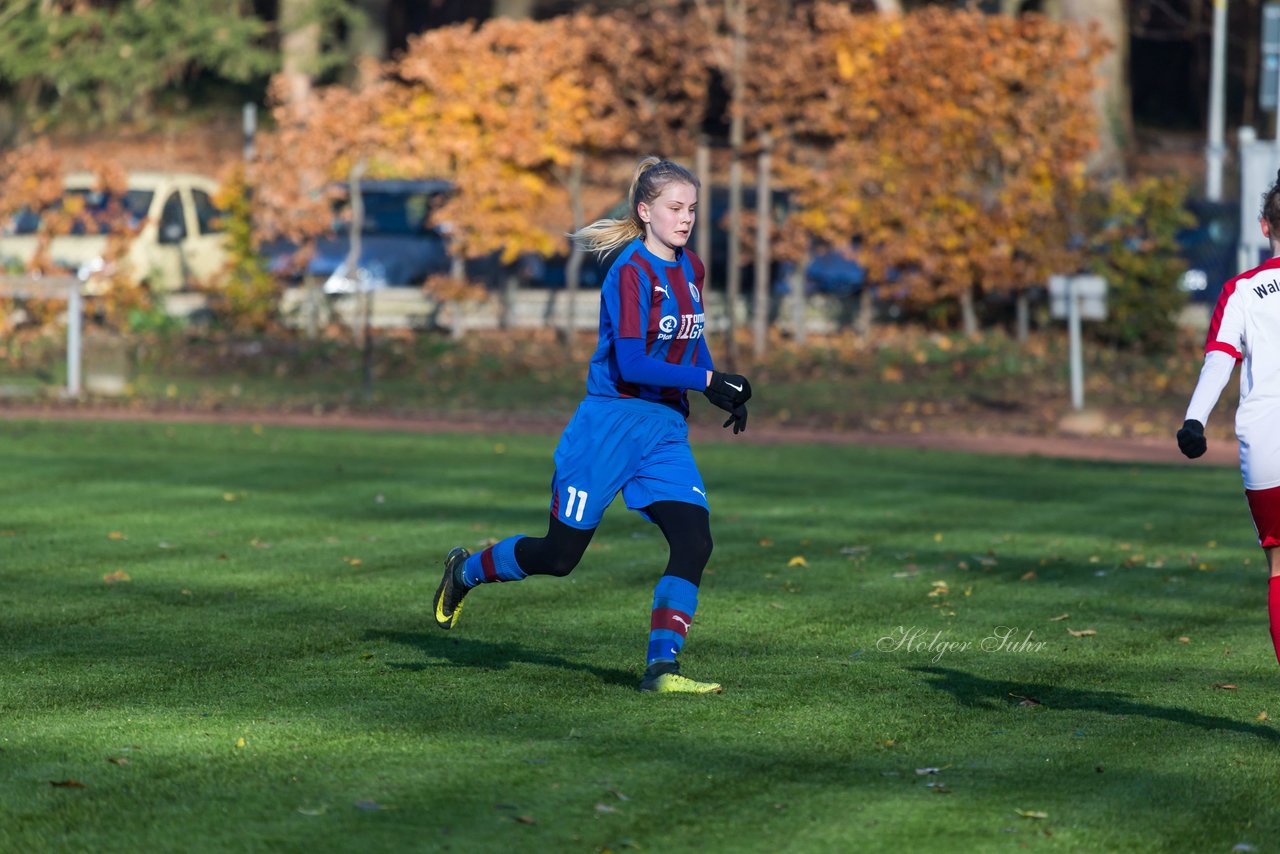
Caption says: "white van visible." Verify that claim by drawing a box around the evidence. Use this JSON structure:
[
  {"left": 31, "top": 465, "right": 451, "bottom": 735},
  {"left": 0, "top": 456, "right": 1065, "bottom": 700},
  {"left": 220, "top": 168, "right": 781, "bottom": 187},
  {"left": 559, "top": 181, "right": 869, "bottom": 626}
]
[{"left": 0, "top": 171, "right": 228, "bottom": 293}]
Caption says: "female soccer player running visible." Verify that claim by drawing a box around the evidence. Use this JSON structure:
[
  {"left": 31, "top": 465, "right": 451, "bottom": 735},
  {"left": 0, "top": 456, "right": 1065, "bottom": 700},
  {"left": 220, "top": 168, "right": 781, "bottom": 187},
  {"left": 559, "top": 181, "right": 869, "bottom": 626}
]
[
  {"left": 433, "top": 157, "right": 753, "bottom": 694},
  {"left": 1179, "top": 168, "right": 1280, "bottom": 668}
]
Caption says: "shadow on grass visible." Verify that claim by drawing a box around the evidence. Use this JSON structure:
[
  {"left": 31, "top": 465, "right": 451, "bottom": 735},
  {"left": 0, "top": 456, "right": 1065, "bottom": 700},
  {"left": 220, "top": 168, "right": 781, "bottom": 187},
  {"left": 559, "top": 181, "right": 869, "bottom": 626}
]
[
  {"left": 913, "top": 665, "right": 1280, "bottom": 741},
  {"left": 366, "top": 629, "right": 636, "bottom": 687}
]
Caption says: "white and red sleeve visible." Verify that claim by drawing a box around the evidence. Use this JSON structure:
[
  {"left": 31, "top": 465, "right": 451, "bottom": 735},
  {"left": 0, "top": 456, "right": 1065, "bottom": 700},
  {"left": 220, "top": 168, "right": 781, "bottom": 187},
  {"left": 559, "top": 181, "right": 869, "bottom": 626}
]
[
  {"left": 1184, "top": 350, "right": 1236, "bottom": 426},
  {"left": 1205, "top": 276, "right": 1246, "bottom": 360}
]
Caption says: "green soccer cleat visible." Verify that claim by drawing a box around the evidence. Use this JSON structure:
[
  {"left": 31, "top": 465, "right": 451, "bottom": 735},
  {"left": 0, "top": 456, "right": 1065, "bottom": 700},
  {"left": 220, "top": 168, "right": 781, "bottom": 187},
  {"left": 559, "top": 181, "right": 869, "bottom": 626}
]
[
  {"left": 638, "top": 660, "right": 722, "bottom": 694},
  {"left": 433, "top": 547, "right": 471, "bottom": 630}
]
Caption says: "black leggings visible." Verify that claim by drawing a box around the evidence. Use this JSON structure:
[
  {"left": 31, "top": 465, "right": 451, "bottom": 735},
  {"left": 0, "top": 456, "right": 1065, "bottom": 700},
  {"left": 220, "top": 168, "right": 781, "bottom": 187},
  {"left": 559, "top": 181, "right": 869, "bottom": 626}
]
[{"left": 514, "top": 500, "right": 713, "bottom": 585}]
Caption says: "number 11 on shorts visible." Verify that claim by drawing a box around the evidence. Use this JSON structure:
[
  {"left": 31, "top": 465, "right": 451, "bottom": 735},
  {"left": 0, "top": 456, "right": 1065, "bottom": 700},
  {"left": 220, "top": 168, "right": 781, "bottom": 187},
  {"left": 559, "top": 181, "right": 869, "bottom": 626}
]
[{"left": 564, "top": 486, "right": 589, "bottom": 523}]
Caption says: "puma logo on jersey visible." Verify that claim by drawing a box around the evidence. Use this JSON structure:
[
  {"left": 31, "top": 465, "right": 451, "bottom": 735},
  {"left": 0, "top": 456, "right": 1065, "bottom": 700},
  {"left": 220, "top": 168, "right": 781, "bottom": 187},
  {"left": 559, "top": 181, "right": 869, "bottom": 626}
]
[{"left": 654, "top": 284, "right": 671, "bottom": 299}]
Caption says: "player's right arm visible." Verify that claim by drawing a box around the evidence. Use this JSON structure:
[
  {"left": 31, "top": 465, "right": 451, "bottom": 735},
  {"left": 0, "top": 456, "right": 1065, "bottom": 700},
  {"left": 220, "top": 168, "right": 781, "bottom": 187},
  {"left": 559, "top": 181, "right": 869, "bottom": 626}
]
[{"left": 1179, "top": 283, "right": 1245, "bottom": 459}]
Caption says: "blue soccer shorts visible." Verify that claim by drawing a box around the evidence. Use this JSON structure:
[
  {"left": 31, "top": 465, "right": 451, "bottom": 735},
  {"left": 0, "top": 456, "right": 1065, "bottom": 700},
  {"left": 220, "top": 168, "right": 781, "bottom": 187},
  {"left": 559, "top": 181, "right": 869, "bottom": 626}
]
[{"left": 549, "top": 397, "right": 709, "bottom": 530}]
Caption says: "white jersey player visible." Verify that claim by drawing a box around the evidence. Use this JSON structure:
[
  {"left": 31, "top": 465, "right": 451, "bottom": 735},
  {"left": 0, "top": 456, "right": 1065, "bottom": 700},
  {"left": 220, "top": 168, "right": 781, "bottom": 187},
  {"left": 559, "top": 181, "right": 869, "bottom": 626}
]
[{"left": 1179, "top": 167, "right": 1280, "bottom": 668}]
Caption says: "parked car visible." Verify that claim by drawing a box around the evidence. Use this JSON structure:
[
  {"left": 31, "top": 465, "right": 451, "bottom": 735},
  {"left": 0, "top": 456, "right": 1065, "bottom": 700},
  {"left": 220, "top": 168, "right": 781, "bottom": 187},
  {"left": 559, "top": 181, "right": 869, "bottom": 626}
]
[
  {"left": 1176, "top": 198, "right": 1239, "bottom": 305},
  {"left": 0, "top": 171, "right": 228, "bottom": 292},
  {"left": 263, "top": 179, "right": 454, "bottom": 293}
]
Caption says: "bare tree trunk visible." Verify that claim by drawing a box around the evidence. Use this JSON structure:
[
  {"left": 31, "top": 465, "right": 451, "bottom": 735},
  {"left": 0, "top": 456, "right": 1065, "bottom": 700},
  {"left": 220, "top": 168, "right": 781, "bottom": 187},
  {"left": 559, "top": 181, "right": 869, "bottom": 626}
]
[
  {"left": 280, "top": 0, "right": 321, "bottom": 111},
  {"left": 350, "top": 0, "right": 390, "bottom": 89},
  {"left": 344, "top": 161, "right": 376, "bottom": 401},
  {"left": 1243, "top": 0, "right": 1260, "bottom": 129},
  {"left": 493, "top": 0, "right": 536, "bottom": 18},
  {"left": 1052, "top": 0, "right": 1130, "bottom": 176},
  {"left": 724, "top": 0, "right": 746, "bottom": 368},
  {"left": 695, "top": 138, "right": 712, "bottom": 294},
  {"left": 501, "top": 270, "right": 519, "bottom": 330},
  {"left": 959, "top": 287, "right": 979, "bottom": 336},
  {"left": 564, "top": 151, "right": 585, "bottom": 354},
  {"left": 856, "top": 285, "right": 873, "bottom": 337},
  {"left": 1016, "top": 291, "right": 1030, "bottom": 342},
  {"left": 752, "top": 132, "right": 773, "bottom": 359},
  {"left": 790, "top": 247, "right": 810, "bottom": 346}
]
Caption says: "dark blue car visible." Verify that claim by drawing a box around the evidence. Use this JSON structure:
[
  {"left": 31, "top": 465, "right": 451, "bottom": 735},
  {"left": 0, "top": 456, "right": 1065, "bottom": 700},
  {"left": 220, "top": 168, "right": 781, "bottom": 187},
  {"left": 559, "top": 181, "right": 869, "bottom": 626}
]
[
  {"left": 265, "top": 179, "right": 454, "bottom": 292},
  {"left": 1176, "top": 199, "right": 1239, "bottom": 305}
]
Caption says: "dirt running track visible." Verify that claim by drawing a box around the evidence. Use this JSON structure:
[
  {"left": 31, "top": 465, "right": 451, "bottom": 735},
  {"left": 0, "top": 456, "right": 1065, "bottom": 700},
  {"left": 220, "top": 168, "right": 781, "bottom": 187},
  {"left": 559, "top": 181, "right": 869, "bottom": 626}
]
[{"left": 0, "top": 403, "right": 1239, "bottom": 469}]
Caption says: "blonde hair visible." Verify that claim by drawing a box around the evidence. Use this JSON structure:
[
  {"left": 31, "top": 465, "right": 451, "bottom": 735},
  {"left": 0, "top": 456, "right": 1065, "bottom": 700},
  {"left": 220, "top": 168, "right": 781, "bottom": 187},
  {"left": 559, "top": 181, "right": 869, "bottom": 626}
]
[{"left": 571, "top": 156, "right": 700, "bottom": 257}]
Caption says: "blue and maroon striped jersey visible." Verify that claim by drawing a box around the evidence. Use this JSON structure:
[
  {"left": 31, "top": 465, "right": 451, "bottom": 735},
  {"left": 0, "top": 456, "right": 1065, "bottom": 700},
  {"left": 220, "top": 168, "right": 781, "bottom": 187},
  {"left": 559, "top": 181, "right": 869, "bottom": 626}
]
[{"left": 585, "top": 238, "right": 712, "bottom": 416}]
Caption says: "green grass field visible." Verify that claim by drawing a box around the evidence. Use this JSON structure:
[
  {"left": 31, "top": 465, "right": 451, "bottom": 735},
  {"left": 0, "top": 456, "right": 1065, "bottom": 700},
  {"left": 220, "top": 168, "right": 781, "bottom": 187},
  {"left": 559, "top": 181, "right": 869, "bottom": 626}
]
[{"left": 2, "top": 418, "right": 1277, "bottom": 852}]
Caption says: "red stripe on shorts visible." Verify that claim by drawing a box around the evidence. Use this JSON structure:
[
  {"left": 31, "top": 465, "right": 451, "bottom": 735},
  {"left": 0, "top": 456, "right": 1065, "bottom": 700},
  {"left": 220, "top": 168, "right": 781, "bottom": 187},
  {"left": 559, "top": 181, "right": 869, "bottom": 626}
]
[{"left": 1246, "top": 486, "right": 1280, "bottom": 548}]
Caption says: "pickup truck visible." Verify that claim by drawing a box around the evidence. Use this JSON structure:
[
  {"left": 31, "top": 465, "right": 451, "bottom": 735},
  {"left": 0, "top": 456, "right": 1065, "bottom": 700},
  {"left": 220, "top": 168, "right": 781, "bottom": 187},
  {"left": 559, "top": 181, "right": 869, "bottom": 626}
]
[{"left": 0, "top": 171, "right": 227, "bottom": 293}]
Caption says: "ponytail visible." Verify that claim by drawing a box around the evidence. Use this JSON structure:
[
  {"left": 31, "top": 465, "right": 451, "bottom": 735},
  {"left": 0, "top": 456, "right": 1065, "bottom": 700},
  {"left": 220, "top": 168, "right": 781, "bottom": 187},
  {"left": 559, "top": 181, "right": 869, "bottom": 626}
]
[{"left": 571, "top": 156, "right": 700, "bottom": 257}]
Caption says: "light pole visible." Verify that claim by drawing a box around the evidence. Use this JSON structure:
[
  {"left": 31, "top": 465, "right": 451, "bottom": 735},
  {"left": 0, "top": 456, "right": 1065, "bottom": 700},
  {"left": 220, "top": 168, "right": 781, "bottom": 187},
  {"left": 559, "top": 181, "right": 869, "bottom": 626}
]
[{"left": 1206, "top": 0, "right": 1227, "bottom": 201}]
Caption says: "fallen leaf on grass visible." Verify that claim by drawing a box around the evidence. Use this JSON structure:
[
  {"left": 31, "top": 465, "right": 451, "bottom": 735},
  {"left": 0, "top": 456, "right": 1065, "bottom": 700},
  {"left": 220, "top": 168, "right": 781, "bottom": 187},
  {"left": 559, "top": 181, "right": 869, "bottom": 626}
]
[
  {"left": 297, "top": 806, "right": 327, "bottom": 817},
  {"left": 50, "top": 780, "right": 86, "bottom": 788},
  {"left": 344, "top": 557, "right": 363, "bottom": 566},
  {"left": 222, "top": 493, "right": 239, "bottom": 502},
  {"left": 1048, "top": 613, "right": 1069, "bottom": 622},
  {"left": 1016, "top": 809, "right": 1048, "bottom": 820},
  {"left": 235, "top": 737, "right": 246, "bottom": 749},
  {"left": 102, "top": 570, "right": 131, "bottom": 584},
  {"left": 1010, "top": 693, "right": 1043, "bottom": 707},
  {"left": 594, "top": 803, "right": 618, "bottom": 813},
  {"left": 514, "top": 815, "right": 536, "bottom": 825},
  {"left": 107, "top": 531, "right": 127, "bottom": 541},
  {"left": 1257, "top": 711, "right": 1269, "bottom": 721},
  {"left": 928, "top": 581, "right": 950, "bottom": 597},
  {"left": 1066, "top": 628, "right": 1097, "bottom": 638},
  {"left": 758, "top": 538, "right": 773, "bottom": 547},
  {"left": 787, "top": 556, "right": 808, "bottom": 567},
  {"left": 106, "top": 757, "right": 129, "bottom": 766},
  {"left": 1020, "top": 571, "right": 1037, "bottom": 581},
  {"left": 1177, "top": 636, "right": 1191, "bottom": 644},
  {"left": 1213, "top": 683, "right": 1238, "bottom": 690}
]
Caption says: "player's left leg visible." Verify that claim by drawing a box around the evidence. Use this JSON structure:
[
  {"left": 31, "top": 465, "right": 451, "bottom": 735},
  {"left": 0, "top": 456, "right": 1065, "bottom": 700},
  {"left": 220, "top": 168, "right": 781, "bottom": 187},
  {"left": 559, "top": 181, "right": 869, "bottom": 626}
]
[
  {"left": 637, "top": 500, "right": 720, "bottom": 694},
  {"left": 1266, "top": 547, "right": 1280, "bottom": 667},
  {"left": 1244, "top": 486, "right": 1280, "bottom": 666}
]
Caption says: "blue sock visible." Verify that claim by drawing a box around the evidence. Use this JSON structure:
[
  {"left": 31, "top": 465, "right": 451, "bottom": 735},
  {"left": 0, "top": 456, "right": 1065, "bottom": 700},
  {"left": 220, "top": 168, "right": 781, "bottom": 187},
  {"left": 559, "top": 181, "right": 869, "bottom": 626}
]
[
  {"left": 460, "top": 536, "right": 528, "bottom": 588},
  {"left": 647, "top": 575, "right": 699, "bottom": 665}
]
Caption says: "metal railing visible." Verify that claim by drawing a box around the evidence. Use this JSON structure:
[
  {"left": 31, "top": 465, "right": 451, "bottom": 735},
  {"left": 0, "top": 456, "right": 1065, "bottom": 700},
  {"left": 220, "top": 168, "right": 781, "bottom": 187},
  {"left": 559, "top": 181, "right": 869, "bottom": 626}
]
[{"left": 0, "top": 273, "right": 82, "bottom": 397}]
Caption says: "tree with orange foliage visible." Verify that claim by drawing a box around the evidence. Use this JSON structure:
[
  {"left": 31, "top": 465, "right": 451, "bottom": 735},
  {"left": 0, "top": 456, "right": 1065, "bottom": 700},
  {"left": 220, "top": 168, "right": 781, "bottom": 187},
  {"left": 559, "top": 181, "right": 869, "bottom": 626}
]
[
  {"left": 385, "top": 14, "right": 642, "bottom": 330},
  {"left": 784, "top": 6, "right": 1107, "bottom": 335},
  {"left": 0, "top": 141, "right": 154, "bottom": 332}
]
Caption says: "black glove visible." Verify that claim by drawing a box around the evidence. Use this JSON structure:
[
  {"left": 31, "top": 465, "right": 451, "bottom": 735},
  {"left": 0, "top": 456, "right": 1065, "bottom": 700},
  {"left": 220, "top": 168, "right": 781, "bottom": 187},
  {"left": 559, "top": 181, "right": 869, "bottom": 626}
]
[
  {"left": 1176, "top": 419, "right": 1206, "bottom": 459},
  {"left": 703, "top": 371, "right": 752, "bottom": 435}
]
